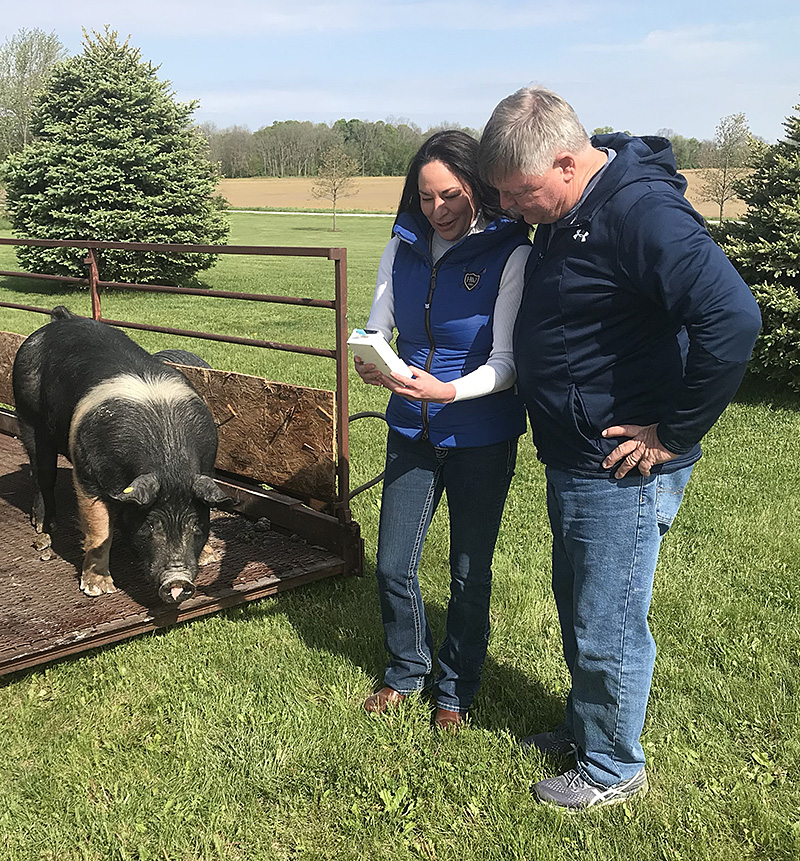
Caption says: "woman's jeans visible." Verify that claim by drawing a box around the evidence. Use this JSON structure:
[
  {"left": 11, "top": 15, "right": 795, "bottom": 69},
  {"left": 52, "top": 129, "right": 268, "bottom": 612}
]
[
  {"left": 545, "top": 464, "right": 693, "bottom": 787},
  {"left": 376, "top": 429, "right": 518, "bottom": 712}
]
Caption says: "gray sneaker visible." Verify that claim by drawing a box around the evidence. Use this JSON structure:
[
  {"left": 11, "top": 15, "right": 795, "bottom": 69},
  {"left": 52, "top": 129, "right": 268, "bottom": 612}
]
[
  {"left": 532, "top": 767, "right": 648, "bottom": 811},
  {"left": 520, "top": 723, "right": 577, "bottom": 756}
]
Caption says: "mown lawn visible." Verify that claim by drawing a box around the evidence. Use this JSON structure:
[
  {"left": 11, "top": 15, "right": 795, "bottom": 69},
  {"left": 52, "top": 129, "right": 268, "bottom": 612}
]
[{"left": 0, "top": 213, "right": 798, "bottom": 861}]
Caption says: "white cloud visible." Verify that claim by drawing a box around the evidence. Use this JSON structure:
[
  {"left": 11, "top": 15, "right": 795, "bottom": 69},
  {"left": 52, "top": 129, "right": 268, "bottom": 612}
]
[{"left": 577, "top": 23, "right": 759, "bottom": 65}]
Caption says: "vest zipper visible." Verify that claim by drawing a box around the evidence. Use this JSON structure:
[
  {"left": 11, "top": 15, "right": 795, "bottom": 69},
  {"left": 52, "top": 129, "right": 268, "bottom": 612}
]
[
  {"left": 420, "top": 262, "right": 440, "bottom": 440},
  {"left": 408, "top": 224, "right": 493, "bottom": 441}
]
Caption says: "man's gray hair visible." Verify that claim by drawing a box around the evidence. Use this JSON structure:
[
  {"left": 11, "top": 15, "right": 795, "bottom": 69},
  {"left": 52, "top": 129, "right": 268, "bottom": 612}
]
[{"left": 479, "top": 86, "right": 591, "bottom": 183}]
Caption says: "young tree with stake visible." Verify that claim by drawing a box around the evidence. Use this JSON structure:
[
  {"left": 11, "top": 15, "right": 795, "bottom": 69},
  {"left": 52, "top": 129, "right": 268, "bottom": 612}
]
[{"left": 312, "top": 146, "right": 358, "bottom": 231}]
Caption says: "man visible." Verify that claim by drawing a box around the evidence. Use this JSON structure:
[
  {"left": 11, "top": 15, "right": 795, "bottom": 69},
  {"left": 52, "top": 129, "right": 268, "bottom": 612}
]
[{"left": 478, "top": 86, "right": 761, "bottom": 811}]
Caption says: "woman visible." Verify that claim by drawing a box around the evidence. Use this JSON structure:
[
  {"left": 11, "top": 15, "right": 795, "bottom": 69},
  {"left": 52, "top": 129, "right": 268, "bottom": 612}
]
[{"left": 354, "top": 131, "right": 531, "bottom": 729}]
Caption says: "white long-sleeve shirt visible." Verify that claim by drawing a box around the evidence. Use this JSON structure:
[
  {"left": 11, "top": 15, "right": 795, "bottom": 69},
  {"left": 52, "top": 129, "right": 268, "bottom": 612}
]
[{"left": 366, "top": 232, "right": 531, "bottom": 402}]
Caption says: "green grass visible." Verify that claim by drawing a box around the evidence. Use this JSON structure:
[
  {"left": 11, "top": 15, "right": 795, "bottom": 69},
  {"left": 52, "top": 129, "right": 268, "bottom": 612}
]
[{"left": 0, "top": 216, "right": 799, "bottom": 860}]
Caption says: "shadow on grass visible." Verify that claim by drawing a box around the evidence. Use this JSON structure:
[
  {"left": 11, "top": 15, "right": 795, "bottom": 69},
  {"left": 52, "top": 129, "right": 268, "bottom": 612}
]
[
  {"left": 249, "top": 563, "right": 564, "bottom": 741},
  {"left": 287, "top": 225, "right": 339, "bottom": 233},
  {"left": 0, "top": 274, "right": 83, "bottom": 295},
  {"left": 732, "top": 373, "right": 800, "bottom": 411}
]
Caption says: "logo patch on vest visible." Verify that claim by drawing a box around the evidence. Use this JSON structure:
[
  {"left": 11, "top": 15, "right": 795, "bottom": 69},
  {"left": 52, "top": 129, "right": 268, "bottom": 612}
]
[
  {"left": 573, "top": 229, "right": 590, "bottom": 242},
  {"left": 463, "top": 270, "right": 483, "bottom": 291}
]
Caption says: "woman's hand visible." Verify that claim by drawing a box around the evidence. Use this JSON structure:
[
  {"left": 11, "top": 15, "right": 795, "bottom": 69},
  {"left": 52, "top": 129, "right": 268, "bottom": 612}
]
[
  {"left": 386, "top": 366, "right": 456, "bottom": 403},
  {"left": 354, "top": 356, "right": 456, "bottom": 403},
  {"left": 353, "top": 355, "right": 391, "bottom": 387}
]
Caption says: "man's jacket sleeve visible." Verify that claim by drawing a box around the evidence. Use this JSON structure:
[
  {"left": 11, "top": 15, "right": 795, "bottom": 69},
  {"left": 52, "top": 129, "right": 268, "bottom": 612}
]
[{"left": 618, "top": 193, "right": 762, "bottom": 453}]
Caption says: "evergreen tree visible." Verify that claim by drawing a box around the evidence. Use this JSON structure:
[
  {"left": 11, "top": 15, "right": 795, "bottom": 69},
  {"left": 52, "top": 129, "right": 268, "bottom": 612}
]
[
  {"left": 2, "top": 28, "right": 228, "bottom": 284},
  {"left": 715, "top": 97, "right": 800, "bottom": 389}
]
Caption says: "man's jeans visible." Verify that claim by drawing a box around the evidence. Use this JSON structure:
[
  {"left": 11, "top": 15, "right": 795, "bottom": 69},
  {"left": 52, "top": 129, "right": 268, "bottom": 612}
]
[
  {"left": 376, "top": 429, "right": 518, "bottom": 712},
  {"left": 545, "top": 464, "right": 693, "bottom": 787}
]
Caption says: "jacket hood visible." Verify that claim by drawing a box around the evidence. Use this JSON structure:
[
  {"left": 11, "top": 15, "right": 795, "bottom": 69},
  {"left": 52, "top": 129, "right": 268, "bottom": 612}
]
[{"left": 576, "top": 133, "right": 688, "bottom": 222}]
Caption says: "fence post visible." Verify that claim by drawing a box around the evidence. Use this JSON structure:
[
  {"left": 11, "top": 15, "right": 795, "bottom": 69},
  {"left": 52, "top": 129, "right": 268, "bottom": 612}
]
[
  {"left": 85, "top": 248, "right": 101, "bottom": 319},
  {"left": 332, "top": 249, "right": 351, "bottom": 524}
]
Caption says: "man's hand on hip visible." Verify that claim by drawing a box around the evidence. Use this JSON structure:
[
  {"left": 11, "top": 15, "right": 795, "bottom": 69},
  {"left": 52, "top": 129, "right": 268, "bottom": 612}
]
[{"left": 601, "top": 423, "right": 678, "bottom": 479}]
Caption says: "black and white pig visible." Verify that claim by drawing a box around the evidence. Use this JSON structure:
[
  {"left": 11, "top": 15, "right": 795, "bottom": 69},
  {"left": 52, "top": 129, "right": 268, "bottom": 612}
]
[{"left": 12, "top": 306, "right": 232, "bottom": 604}]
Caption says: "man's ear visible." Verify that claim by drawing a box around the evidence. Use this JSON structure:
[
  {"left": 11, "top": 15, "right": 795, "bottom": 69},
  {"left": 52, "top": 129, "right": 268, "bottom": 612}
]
[{"left": 554, "top": 151, "right": 577, "bottom": 181}]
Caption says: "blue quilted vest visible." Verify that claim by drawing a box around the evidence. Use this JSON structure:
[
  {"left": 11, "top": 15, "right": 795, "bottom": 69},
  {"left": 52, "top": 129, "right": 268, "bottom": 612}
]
[{"left": 386, "top": 211, "right": 529, "bottom": 447}]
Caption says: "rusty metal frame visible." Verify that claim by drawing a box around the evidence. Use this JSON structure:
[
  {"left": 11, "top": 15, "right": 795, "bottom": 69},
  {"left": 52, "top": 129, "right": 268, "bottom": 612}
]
[
  {"left": 0, "top": 236, "right": 352, "bottom": 524},
  {"left": 0, "top": 238, "right": 371, "bottom": 676}
]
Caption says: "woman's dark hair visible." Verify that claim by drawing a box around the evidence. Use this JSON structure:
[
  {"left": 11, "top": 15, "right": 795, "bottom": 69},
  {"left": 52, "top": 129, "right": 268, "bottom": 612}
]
[{"left": 394, "top": 130, "right": 505, "bottom": 230}]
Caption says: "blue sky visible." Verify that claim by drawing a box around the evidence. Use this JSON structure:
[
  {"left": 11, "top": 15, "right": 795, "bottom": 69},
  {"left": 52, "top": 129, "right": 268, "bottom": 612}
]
[{"left": 4, "top": 0, "right": 798, "bottom": 141}]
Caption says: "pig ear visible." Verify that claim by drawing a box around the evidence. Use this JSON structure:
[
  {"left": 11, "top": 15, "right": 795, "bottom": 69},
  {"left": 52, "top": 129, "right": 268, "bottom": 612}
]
[
  {"left": 193, "top": 474, "right": 235, "bottom": 510},
  {"left": 111, "top": 473, "right": 160, "bottom": 506}
]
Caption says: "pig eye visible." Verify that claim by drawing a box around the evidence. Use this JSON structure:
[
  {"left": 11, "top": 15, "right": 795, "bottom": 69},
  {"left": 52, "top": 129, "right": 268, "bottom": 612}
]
[{"left": 146, "top": 518, "right": 165, "bottom": 535}]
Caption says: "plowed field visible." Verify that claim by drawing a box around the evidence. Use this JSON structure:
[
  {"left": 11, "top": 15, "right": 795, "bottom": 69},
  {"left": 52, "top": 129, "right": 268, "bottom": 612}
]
[{"left": 217, "top": 170, "right": 745, "bottom": 220}]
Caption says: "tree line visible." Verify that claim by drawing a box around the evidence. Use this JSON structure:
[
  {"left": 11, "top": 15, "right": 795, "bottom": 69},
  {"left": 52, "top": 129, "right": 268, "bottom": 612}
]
[
  {"left": 198, "top": 121, "right": 720, "bottom": 179},
  {"left": 196, "top": 119, "right": 478, "bottom": 179},
  {"left": 203, "top": 118, "right": 759, "bottom": 181}
]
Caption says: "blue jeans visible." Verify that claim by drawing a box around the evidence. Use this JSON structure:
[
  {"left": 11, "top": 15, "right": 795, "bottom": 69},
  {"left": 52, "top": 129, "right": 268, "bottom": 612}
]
[
  {"left": 545, "top": 464, "right": 693, "bottom": 787},
  {"left": 375, "top": 429, "right": 518, "bottom": 712}
]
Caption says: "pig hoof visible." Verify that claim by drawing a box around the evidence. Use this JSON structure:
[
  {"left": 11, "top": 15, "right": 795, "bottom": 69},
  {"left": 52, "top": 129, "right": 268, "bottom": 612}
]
[
  {"left": 33, "top": 533, "right": 52, "bottom": 552},
  {"left": 80, "top": 575, "right": 118, "bottom": 596},
  {"left": 198, "top": 543, "right": 219, "bottom": 566},
  {"left": 32, "top": 514, "right": 55, "bottom": 534}
]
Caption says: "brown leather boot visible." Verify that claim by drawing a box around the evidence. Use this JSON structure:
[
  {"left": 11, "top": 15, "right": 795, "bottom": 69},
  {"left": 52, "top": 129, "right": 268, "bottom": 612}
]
[
  {"left": 364, "top": 686, "right": 406, "bottom": 713},
  {"left": 434, "top": 707, "right": 464, "bottom": 731}
]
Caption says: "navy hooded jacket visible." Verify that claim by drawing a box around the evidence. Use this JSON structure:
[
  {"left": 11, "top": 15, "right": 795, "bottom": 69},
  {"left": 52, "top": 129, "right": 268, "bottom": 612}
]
[{"left": 513, "top": 133, "right": 761, "bottom": 476}]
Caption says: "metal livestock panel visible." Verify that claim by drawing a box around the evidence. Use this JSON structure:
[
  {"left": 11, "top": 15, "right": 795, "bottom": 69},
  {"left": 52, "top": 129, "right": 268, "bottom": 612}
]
[{"left": 0, "top": 238, "right": 367, "bottom": 675}]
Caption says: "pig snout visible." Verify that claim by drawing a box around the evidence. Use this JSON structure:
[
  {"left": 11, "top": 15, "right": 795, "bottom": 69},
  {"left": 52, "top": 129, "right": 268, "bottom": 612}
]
[{"left": 157, "top": 570, "right": 197, "bottom": 604}]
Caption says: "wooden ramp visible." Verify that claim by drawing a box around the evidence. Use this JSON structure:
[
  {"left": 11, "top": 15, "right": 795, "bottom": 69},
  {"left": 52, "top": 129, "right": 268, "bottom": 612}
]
[{"left": 0, "top": 433, "right": 347, "bottom": 676}]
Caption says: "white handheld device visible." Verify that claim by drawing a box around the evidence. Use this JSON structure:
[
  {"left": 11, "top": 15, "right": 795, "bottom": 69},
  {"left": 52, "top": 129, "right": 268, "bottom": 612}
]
[{"left": 347, "top": 329, "right": 411, "bottom": 378}]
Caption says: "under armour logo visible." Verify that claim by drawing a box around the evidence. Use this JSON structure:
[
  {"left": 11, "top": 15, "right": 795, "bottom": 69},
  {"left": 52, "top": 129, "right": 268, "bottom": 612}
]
[{"left": 573, "top": 229, "right": 589, "bottom": 242}]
